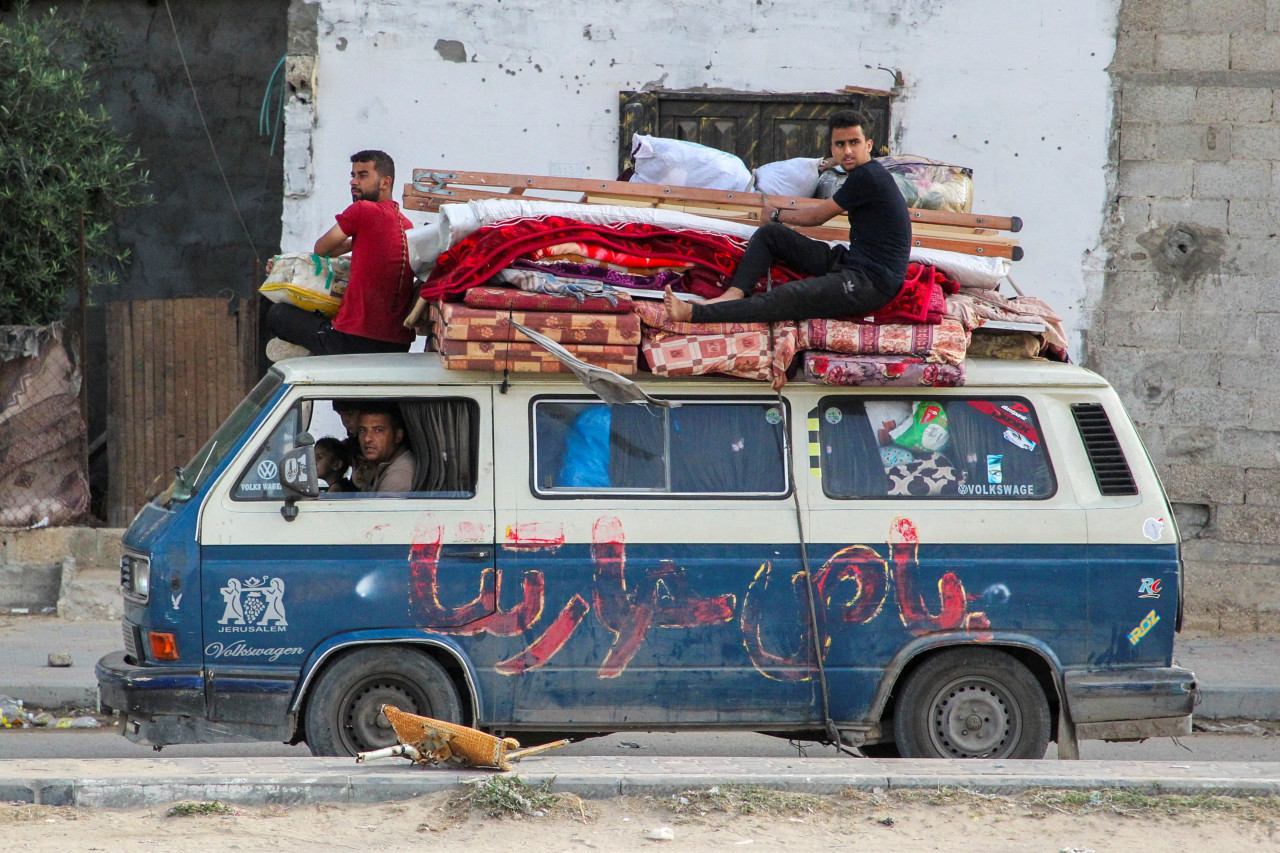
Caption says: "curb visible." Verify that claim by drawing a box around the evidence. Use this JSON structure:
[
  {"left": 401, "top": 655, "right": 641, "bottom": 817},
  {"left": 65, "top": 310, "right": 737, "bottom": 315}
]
[{"left": 2, "top": 757, "right": 1280, "bottom": 807}]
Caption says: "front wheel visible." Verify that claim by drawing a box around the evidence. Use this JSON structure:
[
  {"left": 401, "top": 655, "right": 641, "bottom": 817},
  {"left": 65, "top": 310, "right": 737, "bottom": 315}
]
[
  {"left": 891, "top": 648, "right": 1050, "bottom": 759},
  {"left": 304, "top": 646, "right": 462, "bottom": 757}
]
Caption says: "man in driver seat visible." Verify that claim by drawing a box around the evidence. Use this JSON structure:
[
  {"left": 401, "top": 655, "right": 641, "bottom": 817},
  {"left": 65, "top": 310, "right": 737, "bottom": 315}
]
[{"left": 357, "top": 404, "right": 415, "bottom": 493}]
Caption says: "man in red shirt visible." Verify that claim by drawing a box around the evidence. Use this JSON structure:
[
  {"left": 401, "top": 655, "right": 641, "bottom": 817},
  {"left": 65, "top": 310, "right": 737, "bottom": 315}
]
[{"left": 265, "top": 150, "right": 417, "bottom": 358}]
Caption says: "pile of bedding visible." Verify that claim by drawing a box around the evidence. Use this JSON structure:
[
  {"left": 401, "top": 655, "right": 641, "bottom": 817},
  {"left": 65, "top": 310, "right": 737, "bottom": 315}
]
[{"left": 408, "top": 200, "right": 1067, "bottom": 383}]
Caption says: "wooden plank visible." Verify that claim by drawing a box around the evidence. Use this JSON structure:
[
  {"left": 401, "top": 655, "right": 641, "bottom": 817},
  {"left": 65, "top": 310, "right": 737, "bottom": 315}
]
[
  {"left": 129, "top": 301, "right": 145, "bottom": 514},
  {"left": 105, "top": 302, "right": 125, "bottom": 526},
  {"left": 407, "top": 185, "right": 1020, "bottom": 259},
  {"left": 174, "top": 298, "right": 191, "bottom": 462},
  {"left": 407, "top": 168, "right": 1021, "bottom": 232},
  {"left": 162, "top": 298, "right": 176, "bottom": 490}
]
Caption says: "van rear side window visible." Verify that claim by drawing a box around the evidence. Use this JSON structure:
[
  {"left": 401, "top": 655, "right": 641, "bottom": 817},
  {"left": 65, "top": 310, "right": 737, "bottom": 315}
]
[
  {"left": 532, "top": 397, "right": 790, "bottom": 497},
  {"left": 818, "top": 396, "right": 1056, "bottom": 499}
]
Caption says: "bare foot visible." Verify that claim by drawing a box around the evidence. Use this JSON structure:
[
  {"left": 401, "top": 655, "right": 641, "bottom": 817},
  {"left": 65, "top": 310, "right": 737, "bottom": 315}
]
[
  {"left": 663, "top": 286, "right": 695, "bottom": 323},
  {"left": 704, "top": 286, "right": 746, "bottom": 305}
]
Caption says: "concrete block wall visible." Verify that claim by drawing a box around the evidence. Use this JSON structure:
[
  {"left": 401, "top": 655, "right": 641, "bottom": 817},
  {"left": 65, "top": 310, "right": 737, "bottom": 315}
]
[
  {"left": 1098, "top": 0, "right": 1280, "bottom": 630},
  {"left": 0, "top": 529, "right": 123, "bottom": 620}
]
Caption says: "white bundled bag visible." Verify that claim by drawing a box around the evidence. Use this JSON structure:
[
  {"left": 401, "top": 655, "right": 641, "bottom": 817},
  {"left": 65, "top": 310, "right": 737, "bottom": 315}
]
[
  {"left": 259, "top": 253, "right": 351, "bottom": 317},
  {"left": 630, "top": 134, "right": 752, "bottom": 192},
  {"left": 752, "top": 157, "right": 822, "bottom": 198}
]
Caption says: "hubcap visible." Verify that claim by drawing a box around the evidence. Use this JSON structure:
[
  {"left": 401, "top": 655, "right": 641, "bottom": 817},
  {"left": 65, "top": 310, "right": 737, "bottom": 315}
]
[
  {"left": 340, "top": 678, "right": 421, "bottom": 753},
  {"left": 929, "top": 678, "right": 1021, "bottom": 758}
]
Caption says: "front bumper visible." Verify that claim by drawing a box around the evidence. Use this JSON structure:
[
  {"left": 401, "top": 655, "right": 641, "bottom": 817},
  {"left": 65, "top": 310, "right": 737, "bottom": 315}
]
[
  {"left": 97, "top": 651, "right": 296, "bottom": 745},
  {"left": 1063, "top": 665, "right": 1198, "bottom": 741}
]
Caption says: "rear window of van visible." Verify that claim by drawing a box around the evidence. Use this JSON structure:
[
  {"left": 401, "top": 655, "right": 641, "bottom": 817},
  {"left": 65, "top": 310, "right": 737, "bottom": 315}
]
[
  {"left": 532, "top": 397, "right": 790, "bottom": 497},
  {"left": 817, "top": 396, "right": 1056, "bottom": 500}
]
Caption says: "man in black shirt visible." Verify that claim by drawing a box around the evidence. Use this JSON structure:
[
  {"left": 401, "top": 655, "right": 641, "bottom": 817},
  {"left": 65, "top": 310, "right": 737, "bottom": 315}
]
[{"left": 663, "top": 110, "right": 911, "bottom": 325}]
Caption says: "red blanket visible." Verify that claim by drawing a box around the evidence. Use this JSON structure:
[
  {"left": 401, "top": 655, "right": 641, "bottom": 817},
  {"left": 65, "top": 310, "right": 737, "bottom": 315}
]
[
  {"left": 851, "top": 262, "right": 946, "bottom": 325},
  {"left": 421, "top": 215, "right": 805, "bottom": 301}
]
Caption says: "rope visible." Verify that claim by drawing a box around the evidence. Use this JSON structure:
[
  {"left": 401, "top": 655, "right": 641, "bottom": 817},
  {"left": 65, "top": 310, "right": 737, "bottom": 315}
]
[
  {"left": 162, "top": 0, "right": 260, "bottom": 265},
  {"left": 258, "top": 56, "right": 288, "bottom": 155},
  {"left": 777, "top": 389, "right": 857, "bottom": 757}
]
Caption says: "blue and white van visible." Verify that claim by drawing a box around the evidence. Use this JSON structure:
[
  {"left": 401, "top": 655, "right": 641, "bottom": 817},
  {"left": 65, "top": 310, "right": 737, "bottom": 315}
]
[{"left": 97, "top": 353, "right": 1196, "bottom": 758}]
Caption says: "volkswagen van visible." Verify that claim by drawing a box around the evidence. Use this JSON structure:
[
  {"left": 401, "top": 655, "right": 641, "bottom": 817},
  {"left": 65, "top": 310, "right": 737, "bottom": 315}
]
[{"left": 97, "top": 353, "right": 1196, "bottom": 758}]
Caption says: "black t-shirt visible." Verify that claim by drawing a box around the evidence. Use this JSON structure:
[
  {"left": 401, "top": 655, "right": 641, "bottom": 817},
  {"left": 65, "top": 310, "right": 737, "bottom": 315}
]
[{"left": 832, "top": 158, "right": 912, "bottom": 294}]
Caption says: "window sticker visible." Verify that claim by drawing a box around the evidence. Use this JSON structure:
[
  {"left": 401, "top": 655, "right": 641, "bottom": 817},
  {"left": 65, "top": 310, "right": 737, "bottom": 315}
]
[
  {"left": 824, "top": 407, "right": 842, "bottom": 425},
  {"left": 986, "top": 454, "right": 1003, "bottom": 484},
  {"left": 1003, "top": 428, "right": 1037, "bottom": 452},
  {"left": 766, "top": 407, "right": 783, "bottom": 425},
  {"left": 967, "top": 400, "right": 1040, "bottom": 444}
]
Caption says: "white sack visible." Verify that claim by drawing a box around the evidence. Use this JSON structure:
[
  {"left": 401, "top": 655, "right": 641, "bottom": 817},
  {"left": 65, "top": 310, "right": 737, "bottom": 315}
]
[
  {"left": 753, "top": 158, "right": 822, "bottom": 198},
  {"left": 630, "top": 134, "right": 752, "bottom": 192}
]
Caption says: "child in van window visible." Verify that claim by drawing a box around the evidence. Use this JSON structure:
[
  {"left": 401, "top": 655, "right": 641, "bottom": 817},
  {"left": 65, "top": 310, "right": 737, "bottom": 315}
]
[{"left": 315, "top": 436, "right": 356, "bottom": 493}]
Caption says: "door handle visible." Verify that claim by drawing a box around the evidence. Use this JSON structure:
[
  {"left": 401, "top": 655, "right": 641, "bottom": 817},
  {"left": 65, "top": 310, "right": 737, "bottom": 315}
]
[{"left": 450, "top": 548, "right": 493, "bottom": 560}]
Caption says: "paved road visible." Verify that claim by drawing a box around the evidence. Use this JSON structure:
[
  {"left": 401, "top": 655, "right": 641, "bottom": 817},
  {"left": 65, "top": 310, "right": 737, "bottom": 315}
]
[{"left": 4, "top": 727, "right": 1279, "bottom": 762}]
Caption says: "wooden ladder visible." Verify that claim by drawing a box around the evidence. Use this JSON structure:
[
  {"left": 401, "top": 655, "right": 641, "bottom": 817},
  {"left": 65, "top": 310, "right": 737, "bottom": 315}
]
[{"left": 403, "top": 169, "right": 1023, "bottom": 261}]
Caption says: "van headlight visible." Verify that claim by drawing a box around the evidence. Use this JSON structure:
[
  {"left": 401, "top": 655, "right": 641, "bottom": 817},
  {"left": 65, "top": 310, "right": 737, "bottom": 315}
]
[{"left": 121, "top": 554, "right": 150, "bottom": 600}]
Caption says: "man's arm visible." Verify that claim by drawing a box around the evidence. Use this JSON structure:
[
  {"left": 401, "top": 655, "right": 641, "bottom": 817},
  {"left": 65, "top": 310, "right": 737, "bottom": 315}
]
[
  {"left": 760, "top": 194, "right": 845, "bottom": 229},
  {"left": 314, "top": 223, "right": 353, "bottom": 257}
]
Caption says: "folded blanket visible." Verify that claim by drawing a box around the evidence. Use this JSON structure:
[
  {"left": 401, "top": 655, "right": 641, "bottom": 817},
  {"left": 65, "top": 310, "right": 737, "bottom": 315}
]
[
  {"left": 632, "top": 299, "right": 771, "bottom": 336},
  {"left": 440, "top": 349, "right": 638, "bottom": 375},
  {"left": 796, "top": 318, "right": 970, "bottom": 366},
  {"left": 803, "top": 352, "right": 966, "bottom": 387},
  {"left": 431, "top": 302, "right": 642, "bottom": 345},
  {"left": 422, "top": 214, "right": 803, "bottom": 301},
  {"left": 947, "top": 290, "right": 1068, "bottom": 360},
  {"left": 641, "top": 324, "right": 798, "bottom": 386},
  {"left": 463, "top": 284, "right": 633, "bottom": 314}
]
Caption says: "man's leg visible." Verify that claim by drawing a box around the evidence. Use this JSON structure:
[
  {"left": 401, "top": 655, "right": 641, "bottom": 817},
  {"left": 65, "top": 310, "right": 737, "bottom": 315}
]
[
  {"left": 726, "top": 223, "right": 842, "bottom": 295},
  {"left": 688, "top": 267, "right": 895, "bottom": 325},
  {"left": 265, "top": 303, "right": 328, "bottom": 351}
]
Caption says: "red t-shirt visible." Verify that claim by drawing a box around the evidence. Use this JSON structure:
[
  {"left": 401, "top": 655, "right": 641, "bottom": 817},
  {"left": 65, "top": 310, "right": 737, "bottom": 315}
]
[{"left": 331, "top": 200, "right": 416, "bottom": 344}]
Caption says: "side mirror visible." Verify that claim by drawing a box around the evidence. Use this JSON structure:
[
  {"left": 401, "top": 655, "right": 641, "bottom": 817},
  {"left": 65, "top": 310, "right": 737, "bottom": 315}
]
[{"left": 279, "top": 432, "right": 319, "bottom": 520}]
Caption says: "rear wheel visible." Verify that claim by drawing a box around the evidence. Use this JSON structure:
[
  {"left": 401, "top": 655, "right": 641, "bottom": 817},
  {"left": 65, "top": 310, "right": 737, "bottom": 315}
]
[
  {"left": 892, "top": 647, "right": 1050, "bottom": 759},
  {"left": 304, "top": 647, "right": 462, "bottom": 757}
]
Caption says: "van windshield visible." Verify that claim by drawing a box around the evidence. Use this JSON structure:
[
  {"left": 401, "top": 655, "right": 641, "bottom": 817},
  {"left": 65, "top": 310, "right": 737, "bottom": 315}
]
[{"left": 156, "top": 371, "right": 284, "bottom": 507}]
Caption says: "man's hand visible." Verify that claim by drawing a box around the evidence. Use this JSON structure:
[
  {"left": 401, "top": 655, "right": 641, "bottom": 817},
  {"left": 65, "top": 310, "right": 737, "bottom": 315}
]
[
  {"left": 264, "top": 257, "right": 275, "bottom": 275},
  {"left": 818, "top": 156, "right": 839, "bottom": 173},
  {"left": 404, "top": 296, "right": 430, "bottom": 330},
  {"left": 760, "top": 193, "right": 779, "bottom": 226}
]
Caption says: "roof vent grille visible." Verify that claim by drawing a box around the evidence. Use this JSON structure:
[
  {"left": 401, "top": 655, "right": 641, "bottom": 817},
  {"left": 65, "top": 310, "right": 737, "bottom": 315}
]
[{"left": 1071, "top": 403, "right": 1138, "bottom": 496}]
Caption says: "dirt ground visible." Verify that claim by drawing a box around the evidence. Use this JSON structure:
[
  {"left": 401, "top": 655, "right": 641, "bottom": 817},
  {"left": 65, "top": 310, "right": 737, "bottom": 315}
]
[{"left": 3, "top": 784, "right": 1279, "bottom": 852}]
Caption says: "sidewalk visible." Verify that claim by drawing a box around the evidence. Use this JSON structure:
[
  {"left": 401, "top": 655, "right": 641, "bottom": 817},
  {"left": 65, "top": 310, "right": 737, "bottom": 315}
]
[
  {"left": 0, "top": 615, "right": 1276, "bottom": 721},
  {"left": 2, "top": 754, "right": 1280, "bottom": 807}
]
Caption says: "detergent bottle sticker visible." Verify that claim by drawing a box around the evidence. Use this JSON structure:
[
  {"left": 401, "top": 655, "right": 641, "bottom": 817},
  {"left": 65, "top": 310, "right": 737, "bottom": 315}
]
[{"left": 1143, "top": 518, "right": 1164, "bottom": 542}]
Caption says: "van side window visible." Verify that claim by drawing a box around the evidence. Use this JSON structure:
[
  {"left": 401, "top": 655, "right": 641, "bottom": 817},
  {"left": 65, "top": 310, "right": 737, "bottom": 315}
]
[
  {"left": 532, "top": 398, "right": 789, "bottom": 497},
  {"left": 818, "top": 396, "right": 1056, "bottom": 500},
  {"left": 232, "top": 397, "right": 480, "bottom": 501}
]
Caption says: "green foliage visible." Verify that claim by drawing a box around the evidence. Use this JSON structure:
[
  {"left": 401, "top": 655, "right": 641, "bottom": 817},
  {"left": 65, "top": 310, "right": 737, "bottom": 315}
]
[
  {"left": 165, "top": 801, "right": 234, "bottom": 817},
  {"left": 0, "top": 1, "right": 151, "bottom": 326},
  {"left": 462, "top": 775, "right": 561, "bottom": 817}
]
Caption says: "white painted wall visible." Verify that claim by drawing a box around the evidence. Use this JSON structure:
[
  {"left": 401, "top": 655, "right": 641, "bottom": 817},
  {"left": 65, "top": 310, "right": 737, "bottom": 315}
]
[{"left": 283, "top": 0, "right": 1119, "bottom": 356}]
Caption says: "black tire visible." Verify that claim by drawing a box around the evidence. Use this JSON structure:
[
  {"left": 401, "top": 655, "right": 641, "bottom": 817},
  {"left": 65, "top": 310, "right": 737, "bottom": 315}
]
[
  {"left": 304, "top": 646, "right": 462, "bottom": 757},
  {"left": 891, "top": 648, "right": 1050, "bottom": 759}
]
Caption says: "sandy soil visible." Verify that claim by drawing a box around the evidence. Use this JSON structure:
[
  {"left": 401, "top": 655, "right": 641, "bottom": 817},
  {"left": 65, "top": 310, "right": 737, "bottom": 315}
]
[{"left": 3, "top": 787, "right": 1279, "bottom": 852}]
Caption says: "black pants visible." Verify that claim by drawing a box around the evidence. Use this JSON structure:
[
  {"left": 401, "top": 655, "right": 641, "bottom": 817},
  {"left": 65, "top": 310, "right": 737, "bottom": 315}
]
[
  {"left": 691, "top": 222, "right": 898, "bottom": 324},
  {"left": 265, "top": 303, "right": 410, "bottom": 355}
]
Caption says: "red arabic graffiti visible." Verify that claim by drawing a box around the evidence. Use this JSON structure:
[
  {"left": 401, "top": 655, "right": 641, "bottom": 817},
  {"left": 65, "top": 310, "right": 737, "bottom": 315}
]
[{"left": 408, "top": 516, "right": 988, "bottom": 680}]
